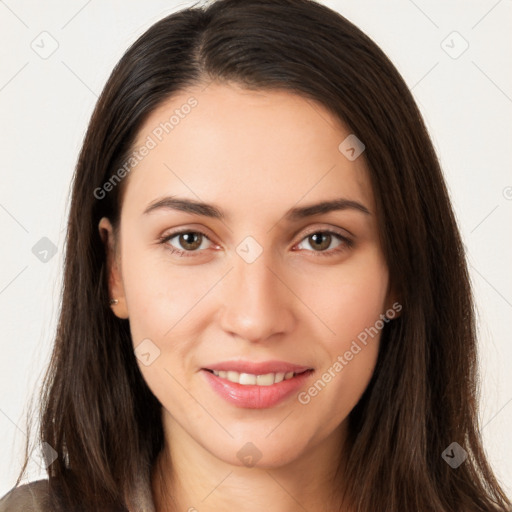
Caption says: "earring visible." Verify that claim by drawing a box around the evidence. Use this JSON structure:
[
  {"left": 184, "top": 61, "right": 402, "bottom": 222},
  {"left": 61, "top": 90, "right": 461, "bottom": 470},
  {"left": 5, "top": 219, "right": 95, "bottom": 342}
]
[{"left": 109, "top": 298, "right": 119, "bottom": 306}]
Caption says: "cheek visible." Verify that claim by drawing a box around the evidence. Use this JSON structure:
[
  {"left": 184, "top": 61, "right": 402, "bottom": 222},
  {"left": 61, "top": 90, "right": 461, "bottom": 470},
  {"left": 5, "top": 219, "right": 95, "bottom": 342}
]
[
  {"left": 119, "top": 242, "right": 210, "bottom": 406},
  {"left": 122, "top": 248, "right": 202, "bottom": 415},
  {"left": 120, "top": 240, "right": 209, "bottom": 340},
  {"left": 303, "top": 248, "right": 389, "bottom": 346},
  {"left": 296, "top": 252, "right": 388, "bottom": 415}
]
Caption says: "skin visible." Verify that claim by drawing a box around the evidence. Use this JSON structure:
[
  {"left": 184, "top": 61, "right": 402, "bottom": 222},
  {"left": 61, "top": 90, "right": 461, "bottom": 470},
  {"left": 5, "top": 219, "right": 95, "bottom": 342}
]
[{"left": 99, "top": 82, "right": 400, "bottom": 512}]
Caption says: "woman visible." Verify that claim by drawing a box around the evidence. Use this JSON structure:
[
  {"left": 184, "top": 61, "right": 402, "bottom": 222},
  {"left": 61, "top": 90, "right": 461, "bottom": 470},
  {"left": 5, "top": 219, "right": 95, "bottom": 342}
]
[{"left": 1, "top": 0, "right": 510, "bottom": 510}]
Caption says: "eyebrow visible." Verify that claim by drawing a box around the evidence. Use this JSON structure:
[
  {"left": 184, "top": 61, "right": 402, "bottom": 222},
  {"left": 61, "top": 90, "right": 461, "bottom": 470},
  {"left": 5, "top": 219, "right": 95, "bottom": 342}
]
[{"left": 142, "top": 196, "right": 371, "bottom": 220}]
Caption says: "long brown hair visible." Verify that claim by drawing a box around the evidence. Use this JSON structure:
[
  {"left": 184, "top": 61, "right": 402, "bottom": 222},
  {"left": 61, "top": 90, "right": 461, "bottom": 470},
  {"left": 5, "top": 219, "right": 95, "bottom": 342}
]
[{"left": 15, "top": 0, "right": 511, "bottom": 510}]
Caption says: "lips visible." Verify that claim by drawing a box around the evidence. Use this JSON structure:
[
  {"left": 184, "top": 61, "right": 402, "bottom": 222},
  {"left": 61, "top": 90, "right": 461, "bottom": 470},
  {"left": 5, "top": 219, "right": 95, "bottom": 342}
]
[{"left": 201, "top": 359, "right": 314, "bottom": 409}]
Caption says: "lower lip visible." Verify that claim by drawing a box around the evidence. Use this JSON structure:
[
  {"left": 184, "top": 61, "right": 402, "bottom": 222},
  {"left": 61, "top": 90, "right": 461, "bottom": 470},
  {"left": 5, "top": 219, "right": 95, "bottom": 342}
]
[{"left": 201, "top": 369, "right": 314, "bottom": 409}]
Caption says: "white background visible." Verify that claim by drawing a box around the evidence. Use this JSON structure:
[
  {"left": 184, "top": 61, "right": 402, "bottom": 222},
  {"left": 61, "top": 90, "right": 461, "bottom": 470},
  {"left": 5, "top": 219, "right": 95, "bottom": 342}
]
[{"left": 0, "top": 0, "right": 511, "bottom": 499}]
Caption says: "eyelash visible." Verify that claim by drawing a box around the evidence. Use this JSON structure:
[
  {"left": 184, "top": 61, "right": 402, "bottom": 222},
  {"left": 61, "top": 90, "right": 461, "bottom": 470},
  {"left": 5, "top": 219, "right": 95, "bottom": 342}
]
[{"left": 158, "top": 228, "right": 354, "bottom": 258}]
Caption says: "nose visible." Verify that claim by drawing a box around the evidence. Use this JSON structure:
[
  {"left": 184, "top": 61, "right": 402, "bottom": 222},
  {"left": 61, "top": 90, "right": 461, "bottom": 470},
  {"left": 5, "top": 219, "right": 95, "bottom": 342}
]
[{"left": 218, "top": 248, "right": 296, "bottom": 343}]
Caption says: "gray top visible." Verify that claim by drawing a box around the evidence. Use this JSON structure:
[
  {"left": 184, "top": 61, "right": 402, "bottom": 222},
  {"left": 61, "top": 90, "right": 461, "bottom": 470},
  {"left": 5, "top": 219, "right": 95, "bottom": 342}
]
[{"left": 0, "top": 470, "right": 156, "bottom": 512}]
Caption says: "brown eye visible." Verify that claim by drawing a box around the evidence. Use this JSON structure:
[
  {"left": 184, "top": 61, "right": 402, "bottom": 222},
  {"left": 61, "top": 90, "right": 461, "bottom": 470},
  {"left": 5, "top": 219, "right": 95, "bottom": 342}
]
[
  {"left": 295, "top": 230, "right": 353, "bottom": 257},
  {"left": 307, "top": 232, "right": 333, "bottom": 251},
  {"left": 177, "top": 232, "right": 203, "bottom": 251},
  {"left": 160, "top": 230, "right": 212, "bottom": 256}
]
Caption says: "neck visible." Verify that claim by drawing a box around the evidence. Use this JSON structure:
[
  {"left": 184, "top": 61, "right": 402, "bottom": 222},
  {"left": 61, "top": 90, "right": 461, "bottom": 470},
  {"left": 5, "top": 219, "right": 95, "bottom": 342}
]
[{"left": 151, "top": 412, "right": 353, "bottom": 512}]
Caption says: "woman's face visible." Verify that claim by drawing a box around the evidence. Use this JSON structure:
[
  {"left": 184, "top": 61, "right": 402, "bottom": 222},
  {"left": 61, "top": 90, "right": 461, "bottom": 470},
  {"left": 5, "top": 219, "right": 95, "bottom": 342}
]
[{"left": 100, "top": 82, "right": 397, "bottom": 469}]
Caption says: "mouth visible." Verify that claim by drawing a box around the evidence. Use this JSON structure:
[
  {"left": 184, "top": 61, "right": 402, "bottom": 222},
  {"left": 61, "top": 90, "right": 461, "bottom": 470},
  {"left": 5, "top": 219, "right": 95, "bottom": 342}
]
[
  {"left": 201, "top": 367, "right": 315, "bottom": 409},
  {"left": 202, "top": 368, "right": 312, "bottom": 386}
]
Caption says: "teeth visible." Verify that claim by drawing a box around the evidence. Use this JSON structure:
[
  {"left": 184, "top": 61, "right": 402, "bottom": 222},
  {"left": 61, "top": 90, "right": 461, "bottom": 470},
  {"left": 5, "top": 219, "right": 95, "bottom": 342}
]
[
  {"left": 211, "top": 370, "right": 297, "bottom": 385},
  {"left": 274, "top": 372, "right": 285, "bottom": 383},
  {"left": 239, "top": 373, "right": 257, "bottom": 385},
  {"left": 256, "top": 373, "right": 275, "bottom": 386}
]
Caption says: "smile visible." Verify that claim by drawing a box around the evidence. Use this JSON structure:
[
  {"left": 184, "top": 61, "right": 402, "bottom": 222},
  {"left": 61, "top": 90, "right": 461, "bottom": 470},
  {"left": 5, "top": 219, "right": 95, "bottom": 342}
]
[
  {"left": 206, "top": 369, "right": 304, "bottom": 385},
  {"left": 201, "top": 368, "right": 314, "bottom": 409}
]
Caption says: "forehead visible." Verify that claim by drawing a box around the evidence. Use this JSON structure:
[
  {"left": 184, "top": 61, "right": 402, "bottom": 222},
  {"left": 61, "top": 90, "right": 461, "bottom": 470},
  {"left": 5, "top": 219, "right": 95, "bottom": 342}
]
[{"left": 123, "top": 82, "right": 374, "bottom": 218}]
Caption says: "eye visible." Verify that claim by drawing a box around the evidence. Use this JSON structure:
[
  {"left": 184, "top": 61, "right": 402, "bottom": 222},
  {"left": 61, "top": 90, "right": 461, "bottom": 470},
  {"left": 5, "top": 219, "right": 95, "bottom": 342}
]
[
  {"left": 295, "top": 230, "right": 353, "bottom": 257},
  {"left": 158, "top": 228, "right": 353, "bottom": 258},
  {"left": 159, "top": 230, "right": 213, "bottom": 257}
]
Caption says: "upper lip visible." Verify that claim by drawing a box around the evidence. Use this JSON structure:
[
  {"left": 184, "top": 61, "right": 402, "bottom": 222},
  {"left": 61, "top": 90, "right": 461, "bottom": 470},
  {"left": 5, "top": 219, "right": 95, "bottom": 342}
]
[{"left": 203, "top": 360, "right": 313, "bottom": 375}]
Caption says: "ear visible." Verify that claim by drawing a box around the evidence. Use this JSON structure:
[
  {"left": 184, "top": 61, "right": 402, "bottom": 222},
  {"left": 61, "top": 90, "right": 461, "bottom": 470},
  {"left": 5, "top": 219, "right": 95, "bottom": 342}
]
[{"left": 98, "top": 217, "right": 129, "bottom": 319}]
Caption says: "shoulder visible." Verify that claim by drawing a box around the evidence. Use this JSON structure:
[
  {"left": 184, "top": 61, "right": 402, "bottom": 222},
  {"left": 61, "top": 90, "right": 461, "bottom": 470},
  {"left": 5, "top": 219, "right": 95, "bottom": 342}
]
[{"left": 0, "top": 479, "right": 51, "bottom": 512}]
